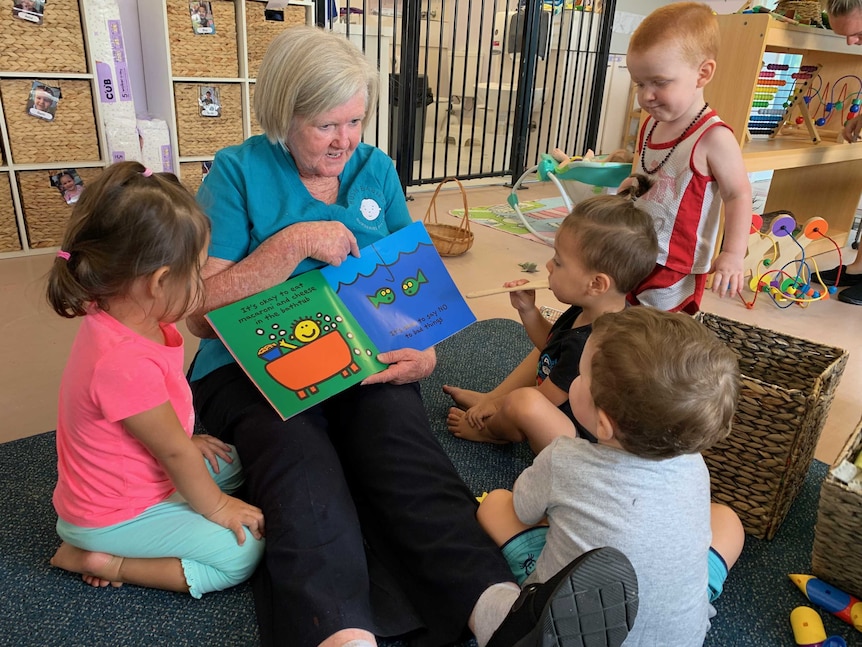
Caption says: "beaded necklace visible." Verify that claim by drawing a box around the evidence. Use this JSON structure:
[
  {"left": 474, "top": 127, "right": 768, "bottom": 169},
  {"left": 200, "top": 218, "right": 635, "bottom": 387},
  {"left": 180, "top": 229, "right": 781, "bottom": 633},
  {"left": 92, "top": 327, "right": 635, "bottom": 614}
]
[{"left": 640, "top": 103, "right": 710, "bottom": 175}]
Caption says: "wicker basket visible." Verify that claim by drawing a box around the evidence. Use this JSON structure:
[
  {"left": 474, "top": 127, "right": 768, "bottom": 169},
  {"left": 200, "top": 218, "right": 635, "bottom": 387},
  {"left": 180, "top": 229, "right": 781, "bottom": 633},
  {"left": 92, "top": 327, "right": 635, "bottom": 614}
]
[
  {"left": 423, "top": 177, "right": 474, "bottom": 257},
  {"left": 775, "top": 1, "right": 823, "bottom": 24},
  {"left": 17, "top": 167, "right": 104, "bottom": 249},
  {"left": 0, "top": 173, "right": 22, "bottom": 253},
  {"left": 174, "top": 82, "right": 244, "bottom": 156},
  {"left": 179, "top": 161, "right": 207, "bottom": 196},
  {"left": 694, "top": 312, "right": 848, "bottom": 539},
  {"left": 0, "top": 0, "right": 87, "bottom": 73},
  {"left": 0, "top": 78, "right": 100, "bottom": 165},
  {"left": 245, "top": 1, "right": 307, "bottom": 79},
  {"left": 811, "top": 415, "right": 862, "bottom": 598},
  {"left": 168, "top": 0, "right": 239, "bottom": 78}
]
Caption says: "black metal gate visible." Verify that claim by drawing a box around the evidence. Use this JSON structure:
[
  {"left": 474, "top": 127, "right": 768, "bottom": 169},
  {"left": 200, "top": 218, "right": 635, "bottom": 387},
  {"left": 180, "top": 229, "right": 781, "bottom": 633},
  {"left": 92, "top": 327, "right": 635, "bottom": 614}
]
[{"left": 318, "top": 0, "right": 615, "bottom": 188}]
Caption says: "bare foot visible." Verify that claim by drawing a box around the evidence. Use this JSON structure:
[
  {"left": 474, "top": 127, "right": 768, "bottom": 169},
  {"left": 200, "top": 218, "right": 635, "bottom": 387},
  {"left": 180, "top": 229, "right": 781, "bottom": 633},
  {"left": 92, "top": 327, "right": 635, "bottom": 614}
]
[
  {"left": 51, "top": 542, "right": 124, "bottom": 588},
  {"left": 447, "top": 407, "right": 509, "bottom": 444},
  {"left": 442, "top": 385, "right": 484, "bottom": 410}
]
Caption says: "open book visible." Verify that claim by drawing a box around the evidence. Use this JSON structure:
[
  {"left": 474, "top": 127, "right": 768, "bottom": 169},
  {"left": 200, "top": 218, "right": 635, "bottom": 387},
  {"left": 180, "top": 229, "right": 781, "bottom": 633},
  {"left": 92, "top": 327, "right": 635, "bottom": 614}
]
[{"left": 205, "top": 221, "right": 477, "bottom": 419}]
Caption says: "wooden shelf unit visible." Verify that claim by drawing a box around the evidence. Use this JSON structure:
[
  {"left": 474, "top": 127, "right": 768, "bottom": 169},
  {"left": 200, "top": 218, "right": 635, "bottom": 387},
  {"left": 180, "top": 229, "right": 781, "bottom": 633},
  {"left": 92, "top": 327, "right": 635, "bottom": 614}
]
[
  {"left": 137, "top": 0, "right": 314, "bottom": 194},
  {"left": 706, "top": 13, "right": 862, "bottom": 252},
  {"left": 0, "top": 0, "right": 111, "bottom": 259}
]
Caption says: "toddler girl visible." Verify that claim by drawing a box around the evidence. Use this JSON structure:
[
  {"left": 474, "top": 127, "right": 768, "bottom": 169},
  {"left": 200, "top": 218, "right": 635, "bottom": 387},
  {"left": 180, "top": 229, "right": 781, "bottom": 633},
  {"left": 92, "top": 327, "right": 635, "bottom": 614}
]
[{"left": 46, "top": 161, "right": 264, "bottom": 597}]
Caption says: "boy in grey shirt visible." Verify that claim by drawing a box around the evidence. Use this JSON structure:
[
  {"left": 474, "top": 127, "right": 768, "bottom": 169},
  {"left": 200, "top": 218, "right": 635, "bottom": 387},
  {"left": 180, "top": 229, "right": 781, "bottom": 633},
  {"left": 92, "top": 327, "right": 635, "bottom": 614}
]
[{"left": 477, "top": 307, "right": 744, "bottom": 647}]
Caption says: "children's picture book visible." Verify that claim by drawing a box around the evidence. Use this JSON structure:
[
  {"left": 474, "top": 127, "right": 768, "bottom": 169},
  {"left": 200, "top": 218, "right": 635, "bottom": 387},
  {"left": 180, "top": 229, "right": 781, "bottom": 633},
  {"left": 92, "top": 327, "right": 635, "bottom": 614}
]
[{"left": 206, "top": 221, "right": 476, "bottom": 419}]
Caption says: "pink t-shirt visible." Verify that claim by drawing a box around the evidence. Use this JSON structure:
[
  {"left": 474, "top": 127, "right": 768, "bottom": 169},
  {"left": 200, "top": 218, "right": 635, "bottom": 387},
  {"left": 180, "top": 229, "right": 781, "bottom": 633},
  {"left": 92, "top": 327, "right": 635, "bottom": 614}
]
[{"left": 53, "top": 309, "right": 194, "bottom": 527}]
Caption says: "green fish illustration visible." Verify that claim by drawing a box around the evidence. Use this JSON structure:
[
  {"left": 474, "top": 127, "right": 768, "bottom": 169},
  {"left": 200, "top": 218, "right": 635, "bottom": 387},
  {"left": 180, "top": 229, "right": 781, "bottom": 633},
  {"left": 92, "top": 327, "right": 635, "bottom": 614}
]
[
  {"left": 368, "top": 286, "right": 396, "bottom": 308},
  {"left": 401, "top": 270, "right": 428, "bottom": 297}
]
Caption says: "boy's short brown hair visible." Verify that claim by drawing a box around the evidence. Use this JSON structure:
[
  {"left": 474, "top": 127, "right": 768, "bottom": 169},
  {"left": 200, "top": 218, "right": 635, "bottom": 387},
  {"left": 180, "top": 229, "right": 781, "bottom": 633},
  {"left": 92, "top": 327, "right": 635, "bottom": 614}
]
[
  {"left": 557, "top": 188, "right": 659, "bottom": 294},
  {"left": 589, "top": 307, "right": 739, "bottom": 459},
  {"left": 628, "top": 2, "right": 720, "bottom": 65}
]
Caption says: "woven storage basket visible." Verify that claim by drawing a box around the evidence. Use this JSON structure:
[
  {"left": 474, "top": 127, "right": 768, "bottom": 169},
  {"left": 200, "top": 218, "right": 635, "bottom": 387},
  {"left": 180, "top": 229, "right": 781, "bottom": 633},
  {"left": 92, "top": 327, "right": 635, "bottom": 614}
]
[
  {"left": 0, "top": 78, "right": 99, "bottom": 165},
  {"left": 423, "top": 177, "right": 474, "bottom": 257},
  {"left": 0, "top": 0, "right": 87, "bottom": 73},
  {"left": 245, "top": 1, "right": 307, "bottom": 79},
  {"left": 174, "top": 82, "right": 244, "bottom": 156},
  {"left": 179, "top": 161, "right": 206, "bottom": 196},
  {"left": 168, "top": 0, "right": 238, "bottom": 78},
  {"left": 811, "top": 415, "right": 862, "bottom": 598},
  {"left": 0, "top": 173, "right": 22, "bottom": 253},
  {"left": 775, "top": 1, "right": 823, "bottom": 23},
  {"left": 17, "top": 167, "right": 104, "bottom": 249},
  {"left": 694, "top": 312, "right": 848, "bottom": 539},
  {"left": 249, "top": 82, "right": 262, "bottom": 136}
]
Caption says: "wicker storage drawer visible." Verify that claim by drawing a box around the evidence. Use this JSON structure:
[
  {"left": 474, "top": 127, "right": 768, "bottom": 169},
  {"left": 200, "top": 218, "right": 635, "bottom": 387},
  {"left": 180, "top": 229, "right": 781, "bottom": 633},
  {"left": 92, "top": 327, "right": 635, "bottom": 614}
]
[
  {"left": 168, "top": 0, "right": 239, "bottom": 78},
  {"left": 0, "top": 173, "right": 21, "bottom": 253},
  {"left": 174, "top": 82, "right": 244, "bottom": 157},
  {"left": 0, "top": 0, "right": 87, "bottom": 73},
  {"left": 17, "top": 167, "right": 103, "bottom": 249},
  {"left": 179, "top": 161, "right": 208, "bottom": 196},
  {"left": 245, "top": 1, "right": 307, "bottom": 79},
  {"left": 694, "top": 312, "right": 848, "bottom": 540},
  {"left": 1, "top": 78, "right": 100, "bottom": 164},
  {"left": 812, "top": 416, "right": 862, "bottom": 598}
]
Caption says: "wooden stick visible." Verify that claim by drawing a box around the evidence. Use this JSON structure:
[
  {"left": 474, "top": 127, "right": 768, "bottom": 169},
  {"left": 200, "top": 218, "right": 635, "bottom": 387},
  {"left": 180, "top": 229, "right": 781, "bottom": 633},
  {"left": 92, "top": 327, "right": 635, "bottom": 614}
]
[{"left": 466, "top": 280, "right": 550, "bottom": 298}]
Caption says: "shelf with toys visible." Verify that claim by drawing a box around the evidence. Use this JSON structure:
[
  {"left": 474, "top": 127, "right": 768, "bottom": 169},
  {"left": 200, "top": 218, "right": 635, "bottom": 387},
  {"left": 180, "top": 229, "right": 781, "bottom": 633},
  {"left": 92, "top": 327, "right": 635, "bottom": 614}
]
[{"left": 706, "top": 12, "right": 862, "bottom": 257}]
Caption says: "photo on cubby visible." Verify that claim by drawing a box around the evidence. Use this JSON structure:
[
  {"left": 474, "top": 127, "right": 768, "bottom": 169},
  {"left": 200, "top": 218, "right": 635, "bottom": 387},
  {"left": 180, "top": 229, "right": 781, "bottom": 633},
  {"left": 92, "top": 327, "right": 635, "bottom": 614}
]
[
  {"left": 201, "top": 160, "right": 213, "bottom": 179},
  {"left": 26, "top": 81, "right": 60, "bottom": 121},
  {"left": 49, "top": 169, "right": 84, "bottom": 205},
  {"left": 198, "top": 86, "right": 221, "bottom": 118},
  {"left": 12, "top": 0, "right": 45, "bottom": 24},
  {"left": 189, "top": 1, "right": 215, "bottom": 35}
]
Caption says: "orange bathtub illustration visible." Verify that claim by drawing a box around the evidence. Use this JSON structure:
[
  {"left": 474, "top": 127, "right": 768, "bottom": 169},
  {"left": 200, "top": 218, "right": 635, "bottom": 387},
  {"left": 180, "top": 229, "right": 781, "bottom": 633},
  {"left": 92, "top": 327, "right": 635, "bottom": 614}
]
[{"left": 264, "top": 331, "right": 361, "bottom": 400}]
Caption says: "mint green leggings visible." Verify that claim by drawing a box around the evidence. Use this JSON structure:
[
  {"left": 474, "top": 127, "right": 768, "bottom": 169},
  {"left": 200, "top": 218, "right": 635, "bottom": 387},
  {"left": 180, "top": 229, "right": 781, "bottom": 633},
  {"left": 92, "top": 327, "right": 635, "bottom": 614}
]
[{"left": 55, "top": 449, "right": 264, "bottom": 598}]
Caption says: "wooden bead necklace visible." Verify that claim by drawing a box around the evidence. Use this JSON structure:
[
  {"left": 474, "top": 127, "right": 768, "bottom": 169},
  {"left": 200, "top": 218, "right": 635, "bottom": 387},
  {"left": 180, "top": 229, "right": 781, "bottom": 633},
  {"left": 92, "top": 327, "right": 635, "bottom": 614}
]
[{"left": 640, "top": 103, "right": 710, "bottom": 175}]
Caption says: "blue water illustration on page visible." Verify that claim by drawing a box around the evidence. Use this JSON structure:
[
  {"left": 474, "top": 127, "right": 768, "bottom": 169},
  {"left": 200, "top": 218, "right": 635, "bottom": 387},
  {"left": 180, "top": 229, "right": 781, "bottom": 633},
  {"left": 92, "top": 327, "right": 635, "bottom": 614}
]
[{"left": 320, "top": 221, "right": 476, "bottom": 352}]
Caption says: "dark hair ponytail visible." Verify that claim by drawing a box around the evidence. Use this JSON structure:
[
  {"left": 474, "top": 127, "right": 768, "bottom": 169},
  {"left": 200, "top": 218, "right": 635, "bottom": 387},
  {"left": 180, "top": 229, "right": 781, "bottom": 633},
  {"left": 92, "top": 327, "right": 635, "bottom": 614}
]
[{"left": 46, "top": 161, "right": 210, "bottom": 319}]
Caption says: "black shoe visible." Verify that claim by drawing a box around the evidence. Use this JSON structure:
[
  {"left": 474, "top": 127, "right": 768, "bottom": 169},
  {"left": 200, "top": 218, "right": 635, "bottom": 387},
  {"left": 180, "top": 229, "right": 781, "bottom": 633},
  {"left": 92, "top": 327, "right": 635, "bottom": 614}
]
[
  {"left": 817, "top": 265, "right": 862, "bottom": 287},
  {"left": 487, "top": 547, "right": 638, "bottom": 647},
  {"left": 839, "top": 283, "right": 862, "bottom": 305}
]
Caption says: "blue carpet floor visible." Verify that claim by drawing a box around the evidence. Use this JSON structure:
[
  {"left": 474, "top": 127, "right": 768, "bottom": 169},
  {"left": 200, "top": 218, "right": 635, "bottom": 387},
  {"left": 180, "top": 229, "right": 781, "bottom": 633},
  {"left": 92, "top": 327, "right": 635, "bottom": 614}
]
[{"left": 1, "top": 318, "right": 858, "bottom": 646}]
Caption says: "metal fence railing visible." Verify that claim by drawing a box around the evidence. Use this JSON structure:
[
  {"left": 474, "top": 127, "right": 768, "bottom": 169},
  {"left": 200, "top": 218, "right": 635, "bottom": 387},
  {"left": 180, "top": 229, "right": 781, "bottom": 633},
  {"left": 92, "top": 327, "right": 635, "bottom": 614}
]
[{"left": 319, "top": 0, "right": 615, "bottom": 188}]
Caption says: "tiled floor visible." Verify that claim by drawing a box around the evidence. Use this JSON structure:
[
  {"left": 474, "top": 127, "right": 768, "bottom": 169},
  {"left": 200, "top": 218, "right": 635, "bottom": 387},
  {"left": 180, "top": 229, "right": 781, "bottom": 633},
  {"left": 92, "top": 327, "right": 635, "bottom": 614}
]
[{"left": 2, "top": 179, "right": 860, "bottom": 466}]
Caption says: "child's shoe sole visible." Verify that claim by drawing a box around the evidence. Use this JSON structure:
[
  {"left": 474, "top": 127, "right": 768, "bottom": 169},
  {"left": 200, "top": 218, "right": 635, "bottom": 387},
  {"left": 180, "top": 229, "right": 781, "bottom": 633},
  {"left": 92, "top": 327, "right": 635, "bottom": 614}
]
[{"left": 488, "top": 546, "right": 638, "bottom": 647}]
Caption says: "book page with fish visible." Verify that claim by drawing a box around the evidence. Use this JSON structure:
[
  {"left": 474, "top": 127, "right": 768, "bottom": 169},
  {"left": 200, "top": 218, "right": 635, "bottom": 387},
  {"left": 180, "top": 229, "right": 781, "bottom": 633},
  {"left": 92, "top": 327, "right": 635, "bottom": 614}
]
[
  {"left": 205, "top": 222, "right": 475, "bottom": 419},
  {"left": 206, "top": 269, "right": 387, "bottom": 420},
  {"left": 320, "top": 221, "right": 476, "bottom": 353}
]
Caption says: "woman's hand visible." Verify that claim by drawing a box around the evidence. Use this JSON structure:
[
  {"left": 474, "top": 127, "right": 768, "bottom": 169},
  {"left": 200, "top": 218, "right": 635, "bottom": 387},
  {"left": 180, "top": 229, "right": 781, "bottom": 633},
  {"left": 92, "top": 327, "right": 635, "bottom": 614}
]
[
  {"left": 280, "top": 221, "right": 360, "bottom": 267},
  {"left": 361, "top": 347, "right": 437, "bottom": 385},
  {"left": 191, "top": 434, "right": 234, "bottom": 474},
  {"left": 204, "top": 494, "right": 265, "bottom": 545}
]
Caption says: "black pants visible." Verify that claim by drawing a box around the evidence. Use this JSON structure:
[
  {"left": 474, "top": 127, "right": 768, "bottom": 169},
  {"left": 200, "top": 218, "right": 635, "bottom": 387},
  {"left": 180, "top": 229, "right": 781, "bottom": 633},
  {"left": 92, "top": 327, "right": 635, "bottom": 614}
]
[{"left": 192, "top": 362, "right": 514, "bottom": 647}]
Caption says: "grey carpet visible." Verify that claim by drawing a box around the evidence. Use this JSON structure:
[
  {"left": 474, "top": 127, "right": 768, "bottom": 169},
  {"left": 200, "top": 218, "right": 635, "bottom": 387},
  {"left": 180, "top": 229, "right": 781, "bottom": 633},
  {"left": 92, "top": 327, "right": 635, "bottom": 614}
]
[{"left": 1, "top": 318, "right": 858, "bottom": 646}]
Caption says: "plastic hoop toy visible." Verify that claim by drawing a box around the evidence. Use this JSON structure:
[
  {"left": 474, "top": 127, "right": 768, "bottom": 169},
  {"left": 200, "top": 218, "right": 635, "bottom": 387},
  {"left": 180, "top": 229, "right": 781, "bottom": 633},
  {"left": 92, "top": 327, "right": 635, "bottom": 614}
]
[{"left": 508, "top": 153, "right": 633, "bottom": 245}]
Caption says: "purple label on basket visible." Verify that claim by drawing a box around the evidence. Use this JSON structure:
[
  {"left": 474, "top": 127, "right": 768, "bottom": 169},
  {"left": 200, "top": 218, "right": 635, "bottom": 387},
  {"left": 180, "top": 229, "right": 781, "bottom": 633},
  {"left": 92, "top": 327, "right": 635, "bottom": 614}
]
[
  {"left": 161, "top": 145, "right": 174, "bottom": 173},
  {"left": 112, "top": 151, "right": 126, "bottom": 162},
  {"left": 96, "top": 61, "right": 116, "bottom": 104},
  {"left": 108, "top": 20, "right": 133, "bottom": 102}
]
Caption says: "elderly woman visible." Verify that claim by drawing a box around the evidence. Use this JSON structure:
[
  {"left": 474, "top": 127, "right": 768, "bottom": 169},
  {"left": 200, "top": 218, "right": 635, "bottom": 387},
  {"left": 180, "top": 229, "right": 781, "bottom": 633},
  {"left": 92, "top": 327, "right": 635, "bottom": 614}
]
[{"left": 187, "top": 25, "right": 569, "bottom": 647}]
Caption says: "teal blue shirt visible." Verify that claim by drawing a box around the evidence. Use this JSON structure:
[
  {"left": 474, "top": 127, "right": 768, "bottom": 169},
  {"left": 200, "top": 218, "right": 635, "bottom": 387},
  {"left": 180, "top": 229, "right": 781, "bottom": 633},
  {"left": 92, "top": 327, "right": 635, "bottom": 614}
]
[{"left": 191, "top": 136, "right": 411, "bottom": 381}]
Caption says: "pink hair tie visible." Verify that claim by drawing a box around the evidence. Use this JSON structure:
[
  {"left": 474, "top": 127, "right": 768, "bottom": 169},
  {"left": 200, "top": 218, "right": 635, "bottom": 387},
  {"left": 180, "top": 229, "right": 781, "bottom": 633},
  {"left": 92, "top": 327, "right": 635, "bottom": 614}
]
[
  {"left": 142, "top": 168, "right": 153, "bottom": 177},
  {"left": 56, "top": 249, "right": 71, "bottom": 261}
]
